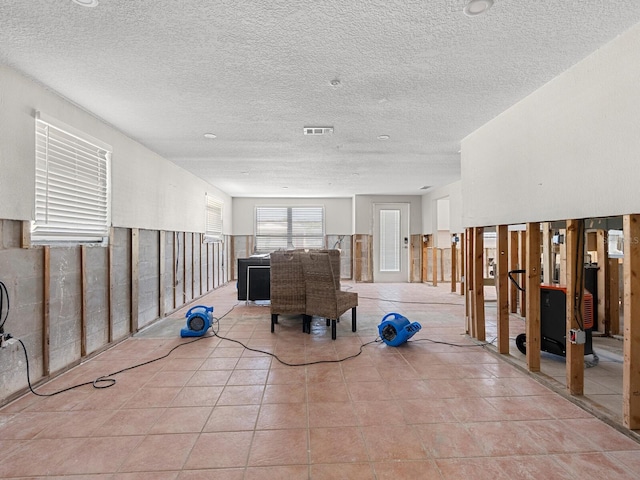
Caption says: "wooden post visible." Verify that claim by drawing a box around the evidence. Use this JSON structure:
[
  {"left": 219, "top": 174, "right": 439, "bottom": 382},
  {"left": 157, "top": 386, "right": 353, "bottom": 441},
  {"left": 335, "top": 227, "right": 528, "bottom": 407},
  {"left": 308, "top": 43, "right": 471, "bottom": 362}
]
[
  {"left": 182, "top": 232, "right": 187, "bottom": 304},
  {"left": 131, "top": 228, "right": 139, "bottom": 333},
  {"left": 432, "top": 240, "right": 438, "bottom": 287},
  {"left": 496, "top": 225, "right": 510, "bottom": 354},
  {"left": 609, "top": 258, "right": 620, "bottom": 335},
  {"left": 509, "top": 231, "right": 518, "bottom": 313},
  {"left": 459, "top": 232, "right": 465, "bottom": 296},
  {"left": 80, "top": 245, "right": 87, "bottom": 357},
  {"left": 451, "top": 235, "right": 457, "bottom": 293},
  {"left": 474, "top": 227, "right": 485, "bottom": 342},
  {"left": 525, "top": 223, "right": 541, "bottom": 372},
  {"left": 421, "top": 236, "right": 429, "bottom": 283},
  {"left": 566, "top": 219, "right": 584, "bottom": 395},
  {"left": 466, "top": 228, "right": 474, "bottom": 335},
  {"left": 596, "top": 230, "right": 609, "bottom": 334},
  {"left": 623, "top": 214, "right": 640, "bottom": 429},
  {"left": 519, "top": 230, "right": 527, "bottom": 317},
  {"left": 172, "top": 232, "right": 178, "bottom": 309},
  {"left": 43, "top": 246, "right": 51, "bottom": 377}
]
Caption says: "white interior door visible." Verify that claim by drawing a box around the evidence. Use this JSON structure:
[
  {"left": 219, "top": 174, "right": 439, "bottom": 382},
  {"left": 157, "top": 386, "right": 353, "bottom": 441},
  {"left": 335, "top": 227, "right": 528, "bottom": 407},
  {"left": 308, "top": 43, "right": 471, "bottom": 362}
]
[{"left": 373, "top": 203, "right": 409, "bottom": 282}]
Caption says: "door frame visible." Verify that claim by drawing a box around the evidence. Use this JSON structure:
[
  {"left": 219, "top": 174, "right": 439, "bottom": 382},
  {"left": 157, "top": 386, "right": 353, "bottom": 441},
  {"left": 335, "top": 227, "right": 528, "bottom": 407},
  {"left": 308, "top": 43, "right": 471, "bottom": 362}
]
[{"left": 372, "top": 202, "right": 410, "bottom": 282}]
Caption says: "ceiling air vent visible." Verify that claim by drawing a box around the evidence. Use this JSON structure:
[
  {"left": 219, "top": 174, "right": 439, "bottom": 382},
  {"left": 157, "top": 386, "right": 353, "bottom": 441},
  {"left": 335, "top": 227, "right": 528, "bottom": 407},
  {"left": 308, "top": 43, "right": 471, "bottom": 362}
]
[{"left": 303, "top": 127, "right": 334, "bottom": 135}]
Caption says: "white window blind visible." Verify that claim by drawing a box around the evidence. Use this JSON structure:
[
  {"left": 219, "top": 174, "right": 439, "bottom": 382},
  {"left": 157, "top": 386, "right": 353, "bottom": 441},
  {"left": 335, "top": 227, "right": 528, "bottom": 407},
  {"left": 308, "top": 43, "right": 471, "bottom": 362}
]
[
  {"left": 255, "top": 206, "right": 324, "bottom": 253},
  {"left": 33, "top": 113, "right": 111, "bottom": 244},
  {"left": 379, "top": 209, "right": 400, "bottom": 272},
  {"left": 205, "top": 195, "right": 223, "bottom": 242}
]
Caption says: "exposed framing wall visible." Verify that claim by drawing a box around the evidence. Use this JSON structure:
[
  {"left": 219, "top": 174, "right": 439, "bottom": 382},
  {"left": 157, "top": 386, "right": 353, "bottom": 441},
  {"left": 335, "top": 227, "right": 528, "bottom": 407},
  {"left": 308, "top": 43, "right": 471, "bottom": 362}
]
[{"left": 0, "top": 220, "right": 229, "bottom": 406}]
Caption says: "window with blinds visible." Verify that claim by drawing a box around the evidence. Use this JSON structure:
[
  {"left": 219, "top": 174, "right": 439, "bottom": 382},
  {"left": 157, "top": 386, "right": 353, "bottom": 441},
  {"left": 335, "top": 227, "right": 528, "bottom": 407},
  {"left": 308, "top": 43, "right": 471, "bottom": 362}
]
[
  {"left": 255, "top": 206, "right": 324, "bottom": 253},
  {"left": 205, "top": 195, "right": 223, "bottom": 242},
  {"left": 32, "top": 113, "right": 111, "bottom": 245}
]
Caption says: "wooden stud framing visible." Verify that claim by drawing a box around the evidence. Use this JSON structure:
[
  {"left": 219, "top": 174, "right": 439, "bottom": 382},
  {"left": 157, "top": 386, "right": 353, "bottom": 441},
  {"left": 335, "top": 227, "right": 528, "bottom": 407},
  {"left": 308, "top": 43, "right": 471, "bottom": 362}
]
[
  {"left": 206, "top": 242, "right": 211, "bottom": 291},
  {"left": 159, "top": 231, "right": 166, "bottom": 318},
  {"left": 131, "top": 228, "right": 139, "bottom": 333},
  {"left": 459, "top": 232, "right": 465, "bottom": 296},
  {"left": 565, "top": 219, "right": 584, "bottom": 395},
  {"left": 596, "top": 229, "right": 609, "bottom": 334},
  {"left": 558, "top": 229, "right": 567, "bottom": 286},
  {"left": 473, "top": 227, "right": 485, "bottom": 341},
  {"left": 496, "top": 225, "right": 510, "bottom": 354},
  {"left": 80, "top": 245, "right": 88, "bottom": 357},
  {"left": 623, "top": 214, "right": 640, "bottom": 429},
  {"left": 509, "top": 231, "right": 518, "bottom": 313},
  {"left": 451, "top": 235, "right": 457, "bottom": 293},
  {"left": 182, "top": 232, "right": 187, "bottom": 304},
  {"left": 172, "top": 232, "right": 177, "bottom": 309},
  {"left": 432, "top": 241, "right": 438, "bottom": 286},
  {"left": 466, "top": 228, "right": 474, "bottom": 334},
  {"left": 43, "top": 246, "right": 51, "bottom": 376},
  {"left": 191, "top": 233, "right": 196, "bottom": 299},
  {"left": 525, "top": 223, "right": 541, "bottom": 372},
  {"left": 108, "top": 228, "right": 114, "bottom": 343}
]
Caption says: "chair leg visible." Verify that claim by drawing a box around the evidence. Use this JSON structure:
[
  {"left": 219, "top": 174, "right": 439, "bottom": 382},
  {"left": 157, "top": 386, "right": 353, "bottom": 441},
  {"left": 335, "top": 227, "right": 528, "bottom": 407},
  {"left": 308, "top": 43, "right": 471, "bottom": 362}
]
[
  {"left": 351, "top": 307, "right": 357, "bottom": 332},
  {"left": 326, "top": 318, "right": 330, "bottom": 327},
  {"left": 331, "top": 319, "right": 337, "bottom": 340},
  {"left": 271, "top": 314, "right": 278, "bottom": 333},
  {"left": 303, "top": 315, "right": 311, "bottom": 334}
]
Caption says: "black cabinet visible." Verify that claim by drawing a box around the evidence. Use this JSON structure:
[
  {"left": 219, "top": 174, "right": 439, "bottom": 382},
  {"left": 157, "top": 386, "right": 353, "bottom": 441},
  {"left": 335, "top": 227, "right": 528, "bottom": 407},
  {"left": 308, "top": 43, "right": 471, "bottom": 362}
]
[{"left": 237, "top": 257, "right": 270, "bottom": 301}]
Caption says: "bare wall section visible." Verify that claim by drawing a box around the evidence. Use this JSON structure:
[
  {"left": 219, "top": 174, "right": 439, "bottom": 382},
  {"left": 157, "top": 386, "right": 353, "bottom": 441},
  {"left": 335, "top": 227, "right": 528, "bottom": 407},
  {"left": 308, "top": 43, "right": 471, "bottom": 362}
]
[{"left": 461, "top": 22, "right": 640, "bottom": 227}]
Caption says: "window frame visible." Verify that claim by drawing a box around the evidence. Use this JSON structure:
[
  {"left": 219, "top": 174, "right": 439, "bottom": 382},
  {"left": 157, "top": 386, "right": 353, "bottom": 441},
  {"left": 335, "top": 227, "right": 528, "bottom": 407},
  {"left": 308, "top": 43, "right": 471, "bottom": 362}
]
[
  {"left": 204, "top": 194, "right": 224, "bottom": 243},
  {"left": 32, "top": 112, "right": 111, "bottom": 246},
  {"left": 254, "top": 205, "right": 325, "bottom": 253}
]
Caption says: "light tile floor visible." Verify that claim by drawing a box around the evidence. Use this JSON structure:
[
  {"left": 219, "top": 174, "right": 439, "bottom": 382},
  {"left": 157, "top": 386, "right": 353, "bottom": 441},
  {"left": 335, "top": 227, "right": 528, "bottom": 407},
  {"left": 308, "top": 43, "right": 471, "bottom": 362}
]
[{"left": 0, "top": 282, "right": 639, "bottom": 479}]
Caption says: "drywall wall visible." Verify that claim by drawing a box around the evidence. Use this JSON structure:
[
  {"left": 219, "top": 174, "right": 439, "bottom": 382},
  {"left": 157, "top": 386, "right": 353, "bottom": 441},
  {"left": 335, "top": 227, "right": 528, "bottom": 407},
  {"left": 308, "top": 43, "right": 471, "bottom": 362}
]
[
  {"left": 421, "top": 181, "right": 463, "bottom": 235},
  {"left": 354, "top": 195, "right": 423, "bottom": 235},
  {"left": 0, "top": 63, "right": 232, "bottom": 234},
  {"left": 232, "top": 197, "right": 353, "bottom": 236},
  {"left": 461, "top": 21, "right": 640, "bottom": 228}
]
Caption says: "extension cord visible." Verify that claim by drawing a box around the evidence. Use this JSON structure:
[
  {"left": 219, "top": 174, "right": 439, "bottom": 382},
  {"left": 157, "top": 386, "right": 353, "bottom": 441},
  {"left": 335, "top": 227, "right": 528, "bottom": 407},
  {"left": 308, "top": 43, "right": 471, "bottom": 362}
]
[{"left": 0, "top": 333, "right": 15, "bottom": 349}]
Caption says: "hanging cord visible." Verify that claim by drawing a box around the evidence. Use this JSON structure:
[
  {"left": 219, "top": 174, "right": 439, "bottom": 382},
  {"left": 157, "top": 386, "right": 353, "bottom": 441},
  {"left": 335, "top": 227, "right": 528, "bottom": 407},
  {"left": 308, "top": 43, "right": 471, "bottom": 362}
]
[{"left": 0, "top": 280, "right": 9, "bottom": 334}]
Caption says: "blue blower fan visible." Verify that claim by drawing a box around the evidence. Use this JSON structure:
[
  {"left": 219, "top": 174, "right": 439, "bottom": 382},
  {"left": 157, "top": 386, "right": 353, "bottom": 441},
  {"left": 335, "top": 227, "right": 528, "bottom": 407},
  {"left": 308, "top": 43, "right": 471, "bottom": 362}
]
[
  {"left": 180, "top": 305, "right": 214, "bottom": 337},
  {"left": 378, "top": 313, "right": 422, "bottom": 346}
]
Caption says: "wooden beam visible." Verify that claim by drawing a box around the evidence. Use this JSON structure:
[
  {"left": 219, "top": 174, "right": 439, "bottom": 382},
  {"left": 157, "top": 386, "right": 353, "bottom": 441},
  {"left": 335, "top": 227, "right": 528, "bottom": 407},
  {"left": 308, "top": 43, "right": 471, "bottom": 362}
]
[
  {"left": 519, "top": 230, "right": 527, "bottom": 317},
  {"left": 559, "top": 229, "right": 567, "bottom": 286},
  {"left": 525, "top": 222, "right": 541, "bottom": 372},
  {"left": 172, "top": 232, "right": 177, "bottom": 309},
  {"left": 609, "top": 258, "right": 620, "bottom": 335},
  {"left": 206, "top": 241, "right": 211, "bottom": 291},
  {"left": 565, "top": 219, "right": 584, "bottom": 395},
  {"left": 432, "top": 243, "right": 438, "bottom": 287},
  {"left": 43, "top": 246, "right": 50, "bottom": 376},
  {"left": 80, "top": 245, "right": 87, "bottom": 357},
  {"left": 182, "top": 232, "right": 187, "bottom": 304},
  {"left": 596, "top": 229, "right": 609, "bottom": 334},
  {"left": 131, "top": 228, "right": 139, "bottom": 333},
  {"left": 459, "top": 232, "right": 465, "bottom": 296},
  {"left": 496, "top": 225, "right": 510, "bottom": 354},
  {"left": 623, "top": 214, "right": 640, "bottom": 429},
  {"left": 509, "top": 231, "right": 518, "bottom": 313},
  {"left": 466, "top": 228, "right": 474, "bottom": 334},
  {"left": 451, "top": 236, "right": 457, "bottom": 293},
  {"left": 474, "top": 227, "right": 485, "bottom": 341},
  {"left": 422, "top": 236, "right": 429, "bottom": 283}
]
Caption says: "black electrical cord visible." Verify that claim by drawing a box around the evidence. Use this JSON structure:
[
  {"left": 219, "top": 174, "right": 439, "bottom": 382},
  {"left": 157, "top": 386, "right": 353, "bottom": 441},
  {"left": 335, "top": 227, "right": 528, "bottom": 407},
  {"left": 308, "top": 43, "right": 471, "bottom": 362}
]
[
  {"left": 357, "top": 295, "right": 464, "bottom": 306},
  {"left": 408, "top": 336, "right": 497, "bottom": 348},
  {"left": 0, "top": 280, "right": 9, "bottom": 333}
]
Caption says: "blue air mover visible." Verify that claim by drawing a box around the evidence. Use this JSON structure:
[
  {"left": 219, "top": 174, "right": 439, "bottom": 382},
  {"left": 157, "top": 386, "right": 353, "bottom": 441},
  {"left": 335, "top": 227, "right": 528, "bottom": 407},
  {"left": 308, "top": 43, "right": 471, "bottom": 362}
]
[
  {"left": 378, "top": 313, "right": 422, "bottom": 346},
  {"left": 180, "top": 305, "right": 214, "bottom": 337}
]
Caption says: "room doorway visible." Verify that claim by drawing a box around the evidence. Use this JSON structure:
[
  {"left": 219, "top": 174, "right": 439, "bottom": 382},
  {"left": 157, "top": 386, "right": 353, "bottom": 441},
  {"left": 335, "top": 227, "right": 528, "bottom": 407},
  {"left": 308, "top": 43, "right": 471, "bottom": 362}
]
[{"left": 373, "top": 203, "right": 410, "bottom": 282}]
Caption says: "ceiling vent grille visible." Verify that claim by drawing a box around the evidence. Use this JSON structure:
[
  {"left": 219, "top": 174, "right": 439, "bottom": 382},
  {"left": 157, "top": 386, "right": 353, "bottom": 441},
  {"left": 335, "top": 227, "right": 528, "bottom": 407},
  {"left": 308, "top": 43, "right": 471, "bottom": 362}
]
[{"left": 303, "top": 127, "right": 334, "bottom": 135}]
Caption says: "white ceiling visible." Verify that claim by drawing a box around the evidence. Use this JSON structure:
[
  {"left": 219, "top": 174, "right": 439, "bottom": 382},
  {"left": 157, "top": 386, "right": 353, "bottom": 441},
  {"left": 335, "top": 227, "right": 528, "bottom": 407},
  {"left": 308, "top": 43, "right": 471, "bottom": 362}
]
[{"left": 2, "top": 1, "right": 640, "bottom": 198}]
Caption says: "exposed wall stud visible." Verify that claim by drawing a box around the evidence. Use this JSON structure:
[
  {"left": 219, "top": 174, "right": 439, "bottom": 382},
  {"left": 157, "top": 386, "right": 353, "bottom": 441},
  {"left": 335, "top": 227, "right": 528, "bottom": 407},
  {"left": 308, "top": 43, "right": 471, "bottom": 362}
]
[
  {"left": 565, "top": 219, "right": 584, "bottom": 394},
  {"left": 525, "top": 223, "right": 541, "bottom": 372},
  {"left": 623, "top": 214, "right": 640, "bottom": 429},
  {"left": 496, "top": 225, "right": 510, "bottom": 354}
]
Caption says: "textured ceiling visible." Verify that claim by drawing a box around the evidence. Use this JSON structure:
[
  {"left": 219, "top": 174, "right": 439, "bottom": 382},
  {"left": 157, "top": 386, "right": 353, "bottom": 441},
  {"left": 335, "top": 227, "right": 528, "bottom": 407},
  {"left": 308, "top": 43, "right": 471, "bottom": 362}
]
[{"left": 2, "top": 1, "right": 640, "bottom": 197}]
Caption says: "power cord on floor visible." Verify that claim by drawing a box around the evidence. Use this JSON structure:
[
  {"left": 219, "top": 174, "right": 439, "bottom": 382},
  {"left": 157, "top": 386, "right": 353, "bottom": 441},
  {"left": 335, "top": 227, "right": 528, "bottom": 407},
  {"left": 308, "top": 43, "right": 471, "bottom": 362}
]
[{"left": 408, "top": 336, "right": 497, "bottom": 348}]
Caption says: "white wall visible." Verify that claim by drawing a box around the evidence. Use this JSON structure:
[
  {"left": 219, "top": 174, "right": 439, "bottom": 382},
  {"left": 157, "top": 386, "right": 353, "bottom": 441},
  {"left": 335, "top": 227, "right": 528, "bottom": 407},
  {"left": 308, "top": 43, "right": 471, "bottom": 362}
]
[
  {"left": 421, "top": 181, "right": 463, "bottom": 235},
  {"left": 461, "top": 21, "right": 640, "bottom": 228},
  {"left": 354, "top": 195, "right": 423, "bottom": 235},
  {"left": 232, "top": 197, "right": 353, "bottom": 236},
  {"left": 0, "top": 64, "right": 232, "bottom": 234}
]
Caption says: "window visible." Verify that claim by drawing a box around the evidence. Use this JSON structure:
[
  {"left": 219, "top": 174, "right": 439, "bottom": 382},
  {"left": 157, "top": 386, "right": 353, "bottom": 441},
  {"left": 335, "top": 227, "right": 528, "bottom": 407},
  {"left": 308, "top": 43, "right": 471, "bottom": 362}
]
[
  {"left": 255, "top": 206, "right": 324, "bottom": 253},
  {"left": 33, "top": 113, "right": 111, "bottom": 245},
  {"left": 205, "top": 195, "right": 223, "bottom": 242}
]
